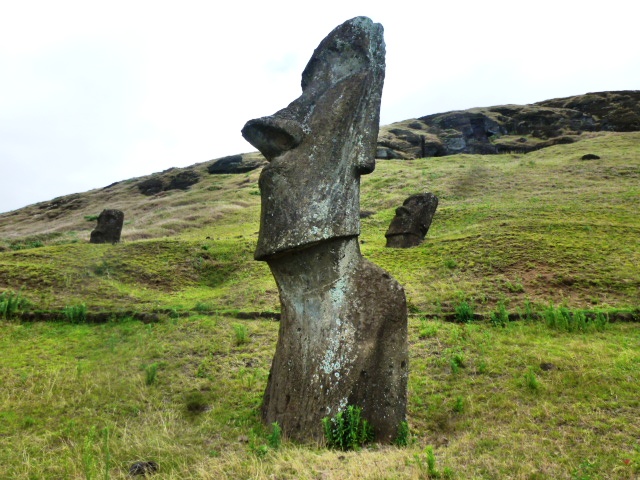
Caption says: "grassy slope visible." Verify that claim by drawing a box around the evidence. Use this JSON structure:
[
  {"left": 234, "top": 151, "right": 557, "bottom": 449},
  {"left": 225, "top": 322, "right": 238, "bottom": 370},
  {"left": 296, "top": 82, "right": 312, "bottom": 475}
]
[
  {"left": 1, "top": 316, "right": 639, "bottom": 479},
  {"left": 1, "top": 132, "right": 639, "bottom": 478},
  {"left": 1, "top": 132, "right": 638, "bottom": 314}
]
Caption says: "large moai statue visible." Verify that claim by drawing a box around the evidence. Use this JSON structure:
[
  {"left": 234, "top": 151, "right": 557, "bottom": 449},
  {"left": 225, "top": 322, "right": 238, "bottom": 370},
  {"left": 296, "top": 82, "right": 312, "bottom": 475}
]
[{"left": 241, "top": 17, "right": 408, "bottom": 443}]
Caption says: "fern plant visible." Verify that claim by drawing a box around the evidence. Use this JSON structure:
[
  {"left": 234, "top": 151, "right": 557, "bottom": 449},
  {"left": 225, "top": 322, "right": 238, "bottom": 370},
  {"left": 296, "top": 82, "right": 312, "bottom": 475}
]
[{"left": 322, "top": 405, "right": 373, "bottom": 450}]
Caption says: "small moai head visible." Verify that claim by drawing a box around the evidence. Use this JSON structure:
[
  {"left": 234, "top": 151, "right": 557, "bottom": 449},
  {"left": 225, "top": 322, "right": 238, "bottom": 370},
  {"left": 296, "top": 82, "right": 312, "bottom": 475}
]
[
  {"left": 89, "top": 209, "right": 124, "bottom": 244},
  {"left": 385, "top": 193, "right": 439, "bottom": 248},
  {"left": 241, "top": 16, "right": 385, "bottom": 260}
]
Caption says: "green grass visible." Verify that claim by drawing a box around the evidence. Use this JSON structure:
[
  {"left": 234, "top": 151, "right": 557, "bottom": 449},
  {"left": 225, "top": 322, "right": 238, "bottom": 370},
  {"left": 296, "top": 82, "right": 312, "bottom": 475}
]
[
  {"left": 1, "top": 316, "right": 638, "bottom": 478},
  {"left": 0, "top": 131, "right": 639, "bottom": 477}
]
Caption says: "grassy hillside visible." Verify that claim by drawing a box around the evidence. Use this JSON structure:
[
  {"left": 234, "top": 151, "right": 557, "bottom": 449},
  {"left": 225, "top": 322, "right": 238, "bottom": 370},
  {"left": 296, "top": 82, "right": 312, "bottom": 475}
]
[
  {"left": 1, "top": 131, "right": 638, "bottom": 316},
  {"left": 1, "top": 131, "right": 639, "bottom": 479}
]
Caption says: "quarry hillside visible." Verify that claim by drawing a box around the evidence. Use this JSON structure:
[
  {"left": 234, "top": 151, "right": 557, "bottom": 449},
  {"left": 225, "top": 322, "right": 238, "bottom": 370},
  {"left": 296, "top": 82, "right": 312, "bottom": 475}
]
[
  {"left": 0, "top": 90, "right": 638, "bottom": 318},
  {"left": 1, "top": 91, "right": 639, "bottom": 480}
]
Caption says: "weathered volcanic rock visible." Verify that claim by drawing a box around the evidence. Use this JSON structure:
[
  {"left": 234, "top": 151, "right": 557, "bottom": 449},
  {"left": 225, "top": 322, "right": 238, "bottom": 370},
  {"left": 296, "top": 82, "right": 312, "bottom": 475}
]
[
  {"left": 137, "top": 178, "right": 165, "bottom": 196},
  {"left": 376, "top": 90, "right": 640, "bottom": 159},
  {"left": 90, "top": 209, "right": 124, "bottom": 244},
  {"left": 207, "top": 154, "right": 267, "bottom": 174},
  {"left": 386, "top": 193, "right": 439, "bottom": 248},
  {"left": 166, "top": 170, "right": 199, "bottom": 190},
  {"left": 137, "top": 170, "right": 199, "bottom": 195},
  {"left": 537, "top": 90, "right": 640, "bottom": 132},
  {"left": 241, "top": 16, "right": 408, "bottom": 443}
]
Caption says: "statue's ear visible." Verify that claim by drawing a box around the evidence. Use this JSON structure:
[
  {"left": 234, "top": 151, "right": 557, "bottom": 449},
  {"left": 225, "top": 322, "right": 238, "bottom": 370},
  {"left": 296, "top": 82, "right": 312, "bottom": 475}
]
[{"left": 351, "top": 73, "right": 381, "bottom": 176}]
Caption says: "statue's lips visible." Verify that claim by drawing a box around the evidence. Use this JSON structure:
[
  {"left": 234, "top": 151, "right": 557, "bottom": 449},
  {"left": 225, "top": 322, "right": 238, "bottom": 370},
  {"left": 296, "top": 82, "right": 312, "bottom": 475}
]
[{"left": 241, "top": 117, "right": 306, "bottom": 161}]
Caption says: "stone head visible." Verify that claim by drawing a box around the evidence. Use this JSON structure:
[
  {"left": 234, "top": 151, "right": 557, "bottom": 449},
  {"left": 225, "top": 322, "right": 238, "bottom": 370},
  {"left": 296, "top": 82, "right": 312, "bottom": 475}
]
[
  {"left": 385, "top": 193, "right": 439, "bottom": 247},
  {"left": 242, "top": 16, "right": 385, "bottom": 260}
]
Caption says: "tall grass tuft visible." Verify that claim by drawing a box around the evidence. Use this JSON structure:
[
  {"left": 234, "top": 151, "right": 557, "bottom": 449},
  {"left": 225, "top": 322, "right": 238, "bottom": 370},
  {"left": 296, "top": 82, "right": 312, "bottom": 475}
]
[
  {"left": 455, "top": 300, "right": 474, "bottom": 323},
  {"left": 232, "top": 323, "right": 249, "bottom": 345},
  {"left": 267, "top": 422, "right": 282, "bottom": 449},
  {"left": 413, "top": 445, "right": 451, "bottom": 478},
  {"left": 490, "top": 301, "right": 509, "bottom": 327},
  {"left": 0, "top": 290, "right": 28, "bottom": 319},
  {"left": 145, "top": 363, "right": 159, "bottom": 386},
  {"left": 544, "top": 303, "right": 609, "bottom": 333},
  {"left": 63, "top": 303, "right": 87, "bottom": 323},
  {"left": 394, "top": 420, "right": 410, "bottom": 447},
  {"left": 524, "top": 367, "right": 540, "bottom": 391}
]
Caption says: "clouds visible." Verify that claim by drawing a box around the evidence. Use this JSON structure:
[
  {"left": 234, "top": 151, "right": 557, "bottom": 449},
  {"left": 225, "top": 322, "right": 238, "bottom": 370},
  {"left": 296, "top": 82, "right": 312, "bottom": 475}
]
[{"left": 0, "top": 0, "right": 638, "bottom": 213}]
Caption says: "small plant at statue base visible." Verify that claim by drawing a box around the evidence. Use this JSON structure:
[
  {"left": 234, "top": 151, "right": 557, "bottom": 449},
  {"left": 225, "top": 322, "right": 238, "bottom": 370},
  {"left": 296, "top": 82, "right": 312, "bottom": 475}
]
[
  {"left": 322, "top": 405, "right": 373, "bottom": 451},
  {"left": 267, "top": 422, "right": 282, "bottom": 449},
  {"left": 394, "top": 420, "right": 410, "bottom": 447}
]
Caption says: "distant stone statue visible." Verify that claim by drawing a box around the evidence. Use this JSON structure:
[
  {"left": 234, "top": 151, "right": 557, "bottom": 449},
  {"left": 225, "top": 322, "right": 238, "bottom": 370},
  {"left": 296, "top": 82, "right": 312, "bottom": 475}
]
[
  {"left": 90, "top": 209, "right": 124, "bottom": 244},
  {"left": 385, "top": 193, "right": 439, "bottom": 248},
  {"left": 242, "top": 17, "right": 407, "bottom": 443}
]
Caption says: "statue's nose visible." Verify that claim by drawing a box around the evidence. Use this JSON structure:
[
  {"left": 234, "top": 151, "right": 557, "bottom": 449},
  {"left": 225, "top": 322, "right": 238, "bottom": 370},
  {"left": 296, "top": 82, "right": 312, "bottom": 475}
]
[{"left": 241, "top": 116, "right": 305, "bottom": 161}]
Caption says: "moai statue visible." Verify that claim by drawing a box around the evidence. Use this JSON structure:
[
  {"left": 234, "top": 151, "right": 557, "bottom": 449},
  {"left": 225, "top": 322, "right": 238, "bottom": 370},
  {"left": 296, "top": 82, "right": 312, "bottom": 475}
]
[
  {"left": 89, "top": 209, "right": 124, "bottom": 244},
  {"left": 385, "top": 193, "right": 439, "bottom": 248},
  {"left": 241, "top": 17, "right": 408, "bottom": 443}
]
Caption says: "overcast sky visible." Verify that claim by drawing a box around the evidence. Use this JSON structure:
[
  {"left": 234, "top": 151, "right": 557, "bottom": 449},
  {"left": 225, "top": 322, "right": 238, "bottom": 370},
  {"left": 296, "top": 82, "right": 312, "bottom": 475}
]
[{"left": 1, "top": 0, "right": 638, "bottom": 213}]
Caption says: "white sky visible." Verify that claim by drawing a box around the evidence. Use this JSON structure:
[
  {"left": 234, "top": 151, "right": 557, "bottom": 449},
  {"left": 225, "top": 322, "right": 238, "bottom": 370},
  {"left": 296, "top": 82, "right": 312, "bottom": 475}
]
[{"left": 1, "top": 0, "right": 638, "bottom": 213}]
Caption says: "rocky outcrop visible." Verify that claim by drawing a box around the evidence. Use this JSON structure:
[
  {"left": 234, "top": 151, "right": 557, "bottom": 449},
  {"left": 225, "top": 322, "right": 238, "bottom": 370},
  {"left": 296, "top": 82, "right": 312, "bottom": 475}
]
[
  {"left": 377, "top": 90, "right": 640, "bottom": 159},
  {"left": 385, "top": 193, "right": 438, "bottom": 248},
  {"left": 241, "top": 16, "right": 407, "bottom": 444},
  {"left": 207, "top": 153, "right": 267, "bottom": 174},
  {"left": 35, "top": 194, "right": 86, "bottom": 219},
  {"left": 90, "top": 209, "right": 124, "bottom": 244},
  {"left": 537, "top": 90, "right": 640, "bottom": 132},
  {"left": 166, "top": 170, "right": 200, "bottom": 190},
  {"left": 137, "top": 170, "right": 200, "bottom": 195}
]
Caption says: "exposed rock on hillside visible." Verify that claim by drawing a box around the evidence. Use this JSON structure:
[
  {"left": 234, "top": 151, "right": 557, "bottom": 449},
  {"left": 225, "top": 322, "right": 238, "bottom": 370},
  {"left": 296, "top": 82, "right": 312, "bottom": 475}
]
[
  {"left": 377, "top": 90, "right": 640, "bottom": 159},
  {"left": 137, "top": 170, "right": 200, "bottom": 195},
  {"left": 34, "top": 194, "right": 86, "bottom": 219},
  {"left": 207, "top": 153, "right": 267, "bottom": 174}
]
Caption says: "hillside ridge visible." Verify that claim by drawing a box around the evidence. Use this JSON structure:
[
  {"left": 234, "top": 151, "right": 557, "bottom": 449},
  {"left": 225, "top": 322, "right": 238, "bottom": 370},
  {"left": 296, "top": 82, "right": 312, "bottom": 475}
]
[
  {"left": 378, "top": 90, "right": 640, "bottom": 159},
  {"left": 1, "top": 90, "right": 638, "bottom": 222}
]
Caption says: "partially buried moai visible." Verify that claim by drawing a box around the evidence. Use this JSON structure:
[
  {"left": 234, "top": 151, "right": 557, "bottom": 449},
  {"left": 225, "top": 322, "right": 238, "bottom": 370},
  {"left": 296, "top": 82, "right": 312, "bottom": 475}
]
[
  {"left": 241, "top": 17, "right": 408, "bottom": 443},
  {"left": 385, "top": 193, "right": 439, "bottom": 248},
  {"left": 90, "top": 209, "right": 124, "bottom": 244}
]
